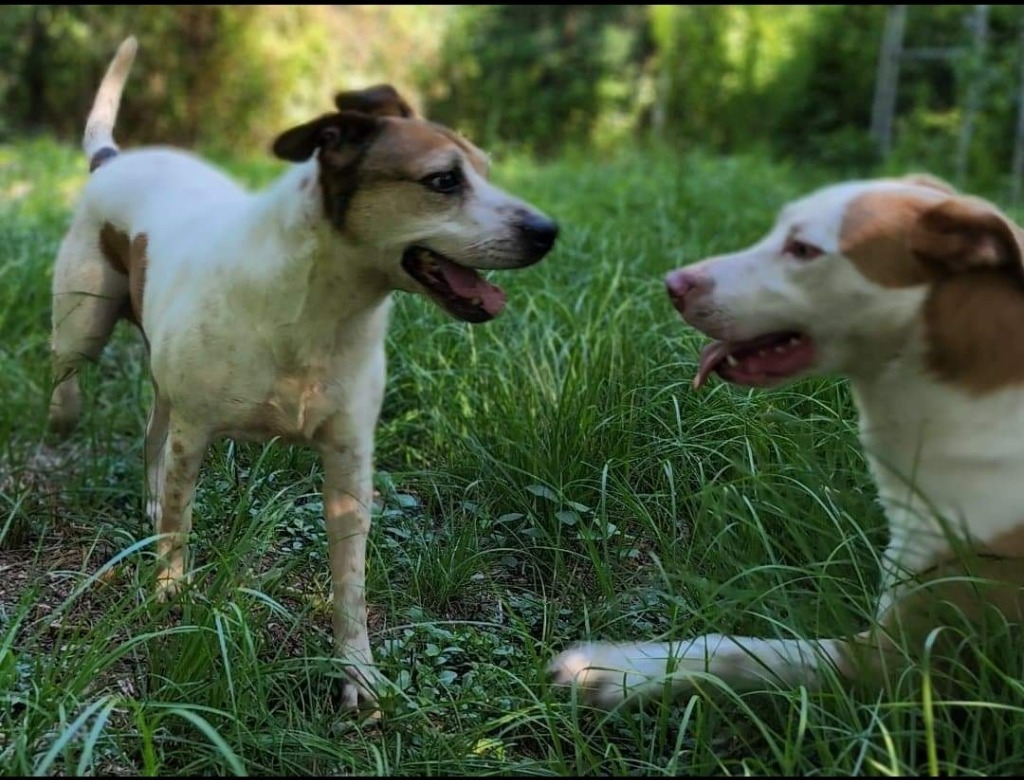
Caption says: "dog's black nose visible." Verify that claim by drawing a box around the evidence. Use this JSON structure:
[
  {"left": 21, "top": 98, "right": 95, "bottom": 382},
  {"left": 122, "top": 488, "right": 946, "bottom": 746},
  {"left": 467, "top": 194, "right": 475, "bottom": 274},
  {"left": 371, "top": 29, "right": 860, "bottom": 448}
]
[{"left": 518, "top": 213, "right": 559, "bottom": 255}]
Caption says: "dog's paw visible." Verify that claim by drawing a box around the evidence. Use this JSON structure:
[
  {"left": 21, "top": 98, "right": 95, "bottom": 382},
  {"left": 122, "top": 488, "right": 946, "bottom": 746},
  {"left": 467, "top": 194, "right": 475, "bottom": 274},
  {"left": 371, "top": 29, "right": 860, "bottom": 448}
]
[
  {"left": 336, "top": 656, "right": 384, "bottom": 722},
  {"left": 548, "top": 641, "right": 673, "bottom": 709},
  {"left": 154, "top": 572, "right": 193, "bottom": 604}
]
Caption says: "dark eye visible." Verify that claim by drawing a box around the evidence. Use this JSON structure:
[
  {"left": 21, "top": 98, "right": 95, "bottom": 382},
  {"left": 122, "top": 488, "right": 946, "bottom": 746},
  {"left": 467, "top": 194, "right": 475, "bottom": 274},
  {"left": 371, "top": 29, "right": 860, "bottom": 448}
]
[
  {"left": 421, "top": 169, "right": 463, "bottom": 194},
  {"left": 784, "top": 238, "right": 824, "bottom": 261}
]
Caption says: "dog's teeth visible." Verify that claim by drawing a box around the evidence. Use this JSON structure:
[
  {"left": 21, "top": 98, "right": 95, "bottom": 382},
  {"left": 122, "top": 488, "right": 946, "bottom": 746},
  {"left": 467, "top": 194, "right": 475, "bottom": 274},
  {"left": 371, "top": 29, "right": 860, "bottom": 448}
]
[
  {"left": 789, "top": 337, "right": 800, "bottom": 345},
  {"left": 470, "top": 297, "right": 482, "bottom": 306},
  {"left": 757, "top": 349, "right": 768, "bottom": 357},
  {"left": 725, "top": 355, "right": 739, "bottom": 367},
  {"left": 774, "top": 345, "right": 787, "bottom": 353}
]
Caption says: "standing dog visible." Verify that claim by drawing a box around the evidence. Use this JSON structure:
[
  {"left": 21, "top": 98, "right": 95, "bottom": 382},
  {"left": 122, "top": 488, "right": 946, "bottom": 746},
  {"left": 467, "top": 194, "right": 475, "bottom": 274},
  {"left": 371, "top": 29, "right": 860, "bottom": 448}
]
[
  {"left": 550, "top": 173, "right": 1024, "bottom": 707},
  {"left": 48, "top": 37, "right": 558, "bottom": 713}
]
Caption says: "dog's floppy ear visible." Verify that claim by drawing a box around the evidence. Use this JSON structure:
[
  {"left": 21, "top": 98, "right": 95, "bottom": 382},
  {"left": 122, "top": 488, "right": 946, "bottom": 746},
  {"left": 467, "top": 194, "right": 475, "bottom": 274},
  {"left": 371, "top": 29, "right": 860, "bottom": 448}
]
[
  {"left": 334, "top": 84, "right": 415, "bottom": 119},
  {"left": 910, "top": 196, "right": 1024, "bottom": 274},
  {"left": 900, "top": 172, "right": 957, "bottom": 195},
  {"left": 271, "top": 111, "right": 381, "bottom": 164}
]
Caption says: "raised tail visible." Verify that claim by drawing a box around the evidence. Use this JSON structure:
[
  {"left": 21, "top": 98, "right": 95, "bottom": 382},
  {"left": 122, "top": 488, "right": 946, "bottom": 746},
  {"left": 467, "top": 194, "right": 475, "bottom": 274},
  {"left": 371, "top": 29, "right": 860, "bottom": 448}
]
[{"left": 83, "top": 36, "right": 138, "bottom": 173}]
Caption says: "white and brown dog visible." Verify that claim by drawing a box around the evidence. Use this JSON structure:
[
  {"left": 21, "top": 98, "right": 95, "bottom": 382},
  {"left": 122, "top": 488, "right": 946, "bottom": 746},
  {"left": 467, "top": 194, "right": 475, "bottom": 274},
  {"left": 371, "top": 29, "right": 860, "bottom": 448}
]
[
  {"left": 48, "top": 37, "right": 558, "bottom": 713},
  {"left": 550, "top": 173, "right": 1024, "bottom": 707}
]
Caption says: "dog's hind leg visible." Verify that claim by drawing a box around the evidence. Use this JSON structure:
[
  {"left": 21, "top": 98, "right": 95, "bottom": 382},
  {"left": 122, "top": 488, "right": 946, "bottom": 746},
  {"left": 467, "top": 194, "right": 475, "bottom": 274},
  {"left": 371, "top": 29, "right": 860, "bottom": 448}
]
[
  {"left": 144, "top": 387, "right": 171, "bottom": 529},
  {"left": 48, "top": 220, "right": 128, "bottom": 436}
]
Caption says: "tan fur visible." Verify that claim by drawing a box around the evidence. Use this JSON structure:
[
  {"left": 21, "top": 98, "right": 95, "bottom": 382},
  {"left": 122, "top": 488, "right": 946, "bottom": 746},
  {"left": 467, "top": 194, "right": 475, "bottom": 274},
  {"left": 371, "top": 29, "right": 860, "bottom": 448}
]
[
  {"left": 923, "top": 270, "right": 1024, "bottom": 393},
  {"left": 840, "top": 531, "right": 1024, "bottom": 695},
  {"left": 839, "top": 192, "right": 939, "bottom": 288},
  {"left": 841, "top": 191, "right": 1024, "bottom": 394}
]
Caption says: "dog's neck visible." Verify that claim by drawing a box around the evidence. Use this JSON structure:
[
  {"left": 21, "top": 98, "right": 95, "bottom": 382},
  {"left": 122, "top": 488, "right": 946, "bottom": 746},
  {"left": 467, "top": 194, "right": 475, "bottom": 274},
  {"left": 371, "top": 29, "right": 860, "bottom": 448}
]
[
  {"left": 235, "top": 160, "right": 396, "bottom": 360},
  {"left": 849, "top": 348, "right": 1024, "bottom": 563}
]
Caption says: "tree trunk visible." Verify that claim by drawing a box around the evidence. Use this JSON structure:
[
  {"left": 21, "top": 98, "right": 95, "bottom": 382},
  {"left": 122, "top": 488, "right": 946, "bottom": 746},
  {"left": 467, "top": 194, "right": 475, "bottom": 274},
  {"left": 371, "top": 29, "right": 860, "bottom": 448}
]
[
  {"left": 955, "top": 4, "right": 990, "bottom": 186},
  {"left": 1011, "top": 20, "right": 1024, "bottom": 206},
  {"left": 870, "top": 5, "right": 908, "bottom": 160}
]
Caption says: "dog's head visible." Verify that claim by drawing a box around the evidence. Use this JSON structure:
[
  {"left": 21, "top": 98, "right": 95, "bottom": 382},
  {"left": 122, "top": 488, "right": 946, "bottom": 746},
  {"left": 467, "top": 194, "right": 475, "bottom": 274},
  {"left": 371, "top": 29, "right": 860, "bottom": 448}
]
[
  {"left": 271, "top": 85, "right": 558, "bottom": 323},
  {"left": 666, "top": 174, "right": 1024, "bottom": 394}
]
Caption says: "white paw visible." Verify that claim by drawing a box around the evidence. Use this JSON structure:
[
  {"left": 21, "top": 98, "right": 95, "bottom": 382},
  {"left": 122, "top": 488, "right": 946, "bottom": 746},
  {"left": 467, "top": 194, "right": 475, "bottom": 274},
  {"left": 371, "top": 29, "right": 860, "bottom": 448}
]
[
  {"left": 336, "top": 653, "right": 384, "bottom": 721},
  {"left": 154, "top": 571, "right": 193, "bottom": 603},
  {"left": 548, "top": 641, "right": 672, "bottom": 709}
]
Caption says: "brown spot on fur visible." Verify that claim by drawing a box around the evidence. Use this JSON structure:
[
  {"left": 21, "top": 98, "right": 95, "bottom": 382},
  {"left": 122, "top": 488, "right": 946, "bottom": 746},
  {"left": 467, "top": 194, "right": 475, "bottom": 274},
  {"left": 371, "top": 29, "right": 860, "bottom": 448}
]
[
  {"left": 837, "top": 525, "right": 1024, "bottom": 692},
  {"left": 914, "top": 197, "right": 1024, "bottom": 393},
  {"left": 923, "top": 270, "right": 1024, "bottom": 393},
  {"left": 910, "top": 196, "right": 1024, "bottom": 274},
  {"left": 98, "top": 223, "right": 148, "bottom": 326},
  {"left": 334, "top": 84, "right": 415, "bottom": 119},
  {"left": 841, "top": 190, "right": 1024, "bottom": 394},
  {"left": 317, "top": 118, "right": 487, "bottom": 234},
  {"left": 89, "top": 146, "right": 118, "bottom": 173},
  {"left": 839, "top": 191, "right": 941, "bottom": 288},
  {"left": 273, "top": 105, "right": 490, "bottom": 234},
  {"left": 172, "top": 441, "right": 184, "bottom": 455}
]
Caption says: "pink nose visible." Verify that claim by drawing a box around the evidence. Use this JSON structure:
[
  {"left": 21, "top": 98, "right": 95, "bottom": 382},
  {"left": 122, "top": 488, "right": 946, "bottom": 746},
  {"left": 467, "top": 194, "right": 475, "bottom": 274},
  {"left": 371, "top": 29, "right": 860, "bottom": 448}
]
[{"left": 665, "top": 268, "right": 710, "bottom": 314}]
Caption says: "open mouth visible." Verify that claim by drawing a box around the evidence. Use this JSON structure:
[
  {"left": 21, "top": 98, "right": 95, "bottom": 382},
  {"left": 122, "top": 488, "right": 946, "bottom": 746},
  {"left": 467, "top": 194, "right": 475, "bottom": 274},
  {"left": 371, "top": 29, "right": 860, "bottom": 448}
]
[
  {"left": 401, "top": 246, "right": 506, "bottom": 324},
  {"left": 693, "top": 331, "right": 816, "bottom": 390}
]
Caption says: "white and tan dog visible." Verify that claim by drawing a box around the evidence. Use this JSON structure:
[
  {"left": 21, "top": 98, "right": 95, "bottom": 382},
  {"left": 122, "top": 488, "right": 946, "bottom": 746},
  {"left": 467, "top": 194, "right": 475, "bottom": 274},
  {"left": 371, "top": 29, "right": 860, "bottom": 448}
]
[
  {"left": 48, "top": 37, "right": 558, "bottom": 713},
  {"left": 550, "top": 173, "right": 1024, "bottom": 707}
]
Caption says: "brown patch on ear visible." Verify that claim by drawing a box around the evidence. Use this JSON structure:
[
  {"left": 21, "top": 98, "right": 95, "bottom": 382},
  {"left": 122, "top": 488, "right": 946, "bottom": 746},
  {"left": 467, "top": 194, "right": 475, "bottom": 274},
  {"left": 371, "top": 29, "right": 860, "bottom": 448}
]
[
  {"left": 334, "top": 84, "right": 415, "bottom": 119},
  {"left": 923, "top": 269, "right": 1024, "bottom": 393},
  {"left": 272, "top": 112, "right": 386, "bottom": 232},
  {"left": 910, "top": 197, "right": 1024, "bottom": 274},
  {"left": 271, "top": 111, "right": 381, "bottom": 164},
  {"left": 916, "top": 186, "right": 1024, "bottom": 393},
  {"left": 910, "top": 196, "right": 1024, "bottom": 278},
  {"left": 839, "top": 192, "right": 939, "bottom": 288},
  {"left": 98, "top": 223, "right": 149, "bottom": 327},
  {"left": 899, "top": 172, "right": 957, "bottom": 195}
]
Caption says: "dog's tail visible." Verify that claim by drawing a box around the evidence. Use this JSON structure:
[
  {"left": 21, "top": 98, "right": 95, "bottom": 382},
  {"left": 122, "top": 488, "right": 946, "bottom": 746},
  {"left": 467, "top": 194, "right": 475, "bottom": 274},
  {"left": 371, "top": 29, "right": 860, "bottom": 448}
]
[{"left": 83, "top": 36, "right": 138, "bottom": 173}]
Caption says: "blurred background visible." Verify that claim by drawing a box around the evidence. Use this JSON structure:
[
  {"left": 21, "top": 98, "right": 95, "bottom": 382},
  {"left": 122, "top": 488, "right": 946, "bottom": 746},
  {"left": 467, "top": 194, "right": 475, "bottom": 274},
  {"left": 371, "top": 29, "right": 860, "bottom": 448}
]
[{"left": 3, "top": 4, "right": 1024, "bottom": 199}]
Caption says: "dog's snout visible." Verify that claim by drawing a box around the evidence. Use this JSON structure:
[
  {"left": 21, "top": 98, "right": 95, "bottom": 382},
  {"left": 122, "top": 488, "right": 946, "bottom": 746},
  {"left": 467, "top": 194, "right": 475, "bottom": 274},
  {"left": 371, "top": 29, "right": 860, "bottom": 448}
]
[
  {"left": 665, "top": 268, "right": 711, "bottom": 315},
  {"left": 517, "top": 212, "right": 560, "bottom": 256}
]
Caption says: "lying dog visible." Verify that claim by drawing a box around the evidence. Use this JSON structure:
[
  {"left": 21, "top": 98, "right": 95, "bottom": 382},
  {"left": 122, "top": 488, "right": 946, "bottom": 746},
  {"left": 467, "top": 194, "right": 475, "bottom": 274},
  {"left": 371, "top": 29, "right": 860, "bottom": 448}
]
[
  {"left": 48, "top": 37, "right": 558, "bottom": 713},
  {"left": 550, "top": 173, "right": 1024, "bottom": 707}
]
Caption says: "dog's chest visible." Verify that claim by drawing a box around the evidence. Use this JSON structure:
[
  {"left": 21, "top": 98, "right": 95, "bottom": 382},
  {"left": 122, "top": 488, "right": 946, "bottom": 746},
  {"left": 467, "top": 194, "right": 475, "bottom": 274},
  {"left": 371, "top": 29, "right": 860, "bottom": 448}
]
[
  {"left": 222, "top": 359, "right": 382, "bottom": 445},
  {"left": 250, "top": 374, "right": 337, "bottom": 442},
  {"left": 854, "top": 376, "right": 1024, "bottom": 550}
]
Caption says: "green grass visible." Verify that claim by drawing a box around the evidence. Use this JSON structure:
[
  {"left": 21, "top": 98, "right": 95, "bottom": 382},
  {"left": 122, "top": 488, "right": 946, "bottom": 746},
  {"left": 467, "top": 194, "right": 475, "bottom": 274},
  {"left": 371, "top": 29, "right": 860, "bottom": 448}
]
[{"left": 2, "top": 136, "right": 1023, "bottom": 776}]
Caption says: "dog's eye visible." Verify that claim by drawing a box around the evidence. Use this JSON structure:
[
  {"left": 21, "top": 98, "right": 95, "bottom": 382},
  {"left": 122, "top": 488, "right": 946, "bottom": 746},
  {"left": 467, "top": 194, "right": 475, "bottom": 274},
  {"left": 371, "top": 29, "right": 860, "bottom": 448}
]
[
  {"left": 421, "top": 169, "right": 463, "bottom": 194},
  {"left": 784, "top": 238, "right": 824, "bottom": 261}
]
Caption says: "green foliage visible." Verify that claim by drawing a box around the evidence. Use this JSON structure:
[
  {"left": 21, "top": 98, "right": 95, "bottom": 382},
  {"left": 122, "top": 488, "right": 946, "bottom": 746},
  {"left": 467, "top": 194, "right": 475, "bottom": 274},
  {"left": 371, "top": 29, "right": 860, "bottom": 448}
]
[
  {"left": 0, "top": 6, "right": 447, "bottom": 153},
  {"left": 5, "top": 5, "right": 1024, "bottom": 192},
  {"left": 424, "top": 5, "right": 648, "bottom": 156}
]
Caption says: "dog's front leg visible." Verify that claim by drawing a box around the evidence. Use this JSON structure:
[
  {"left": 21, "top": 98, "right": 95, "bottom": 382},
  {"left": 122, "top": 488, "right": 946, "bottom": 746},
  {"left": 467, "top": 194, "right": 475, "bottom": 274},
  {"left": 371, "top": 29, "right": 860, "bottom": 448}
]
[
  {"left": 321, "top": 443, "right": 382, "bottom": 715},
  {"left": 549, "top": 634, "right": 864, "bottom": 709},
  {"left": 155, "top": 415, "right": 209, "bottom": 599}
]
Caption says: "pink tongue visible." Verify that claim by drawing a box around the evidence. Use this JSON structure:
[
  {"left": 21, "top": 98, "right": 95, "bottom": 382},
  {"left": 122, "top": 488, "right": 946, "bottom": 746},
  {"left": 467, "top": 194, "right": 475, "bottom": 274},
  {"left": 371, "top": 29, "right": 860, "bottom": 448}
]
[
  {"left": 693, "top": 341, "right": 731, "bottom": 390},
  {"left": 438, "top": 260, "right": 506, "bottom": 316},
  {"left": 693, "top": 335, "right": 814, "bottom": 389}
]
